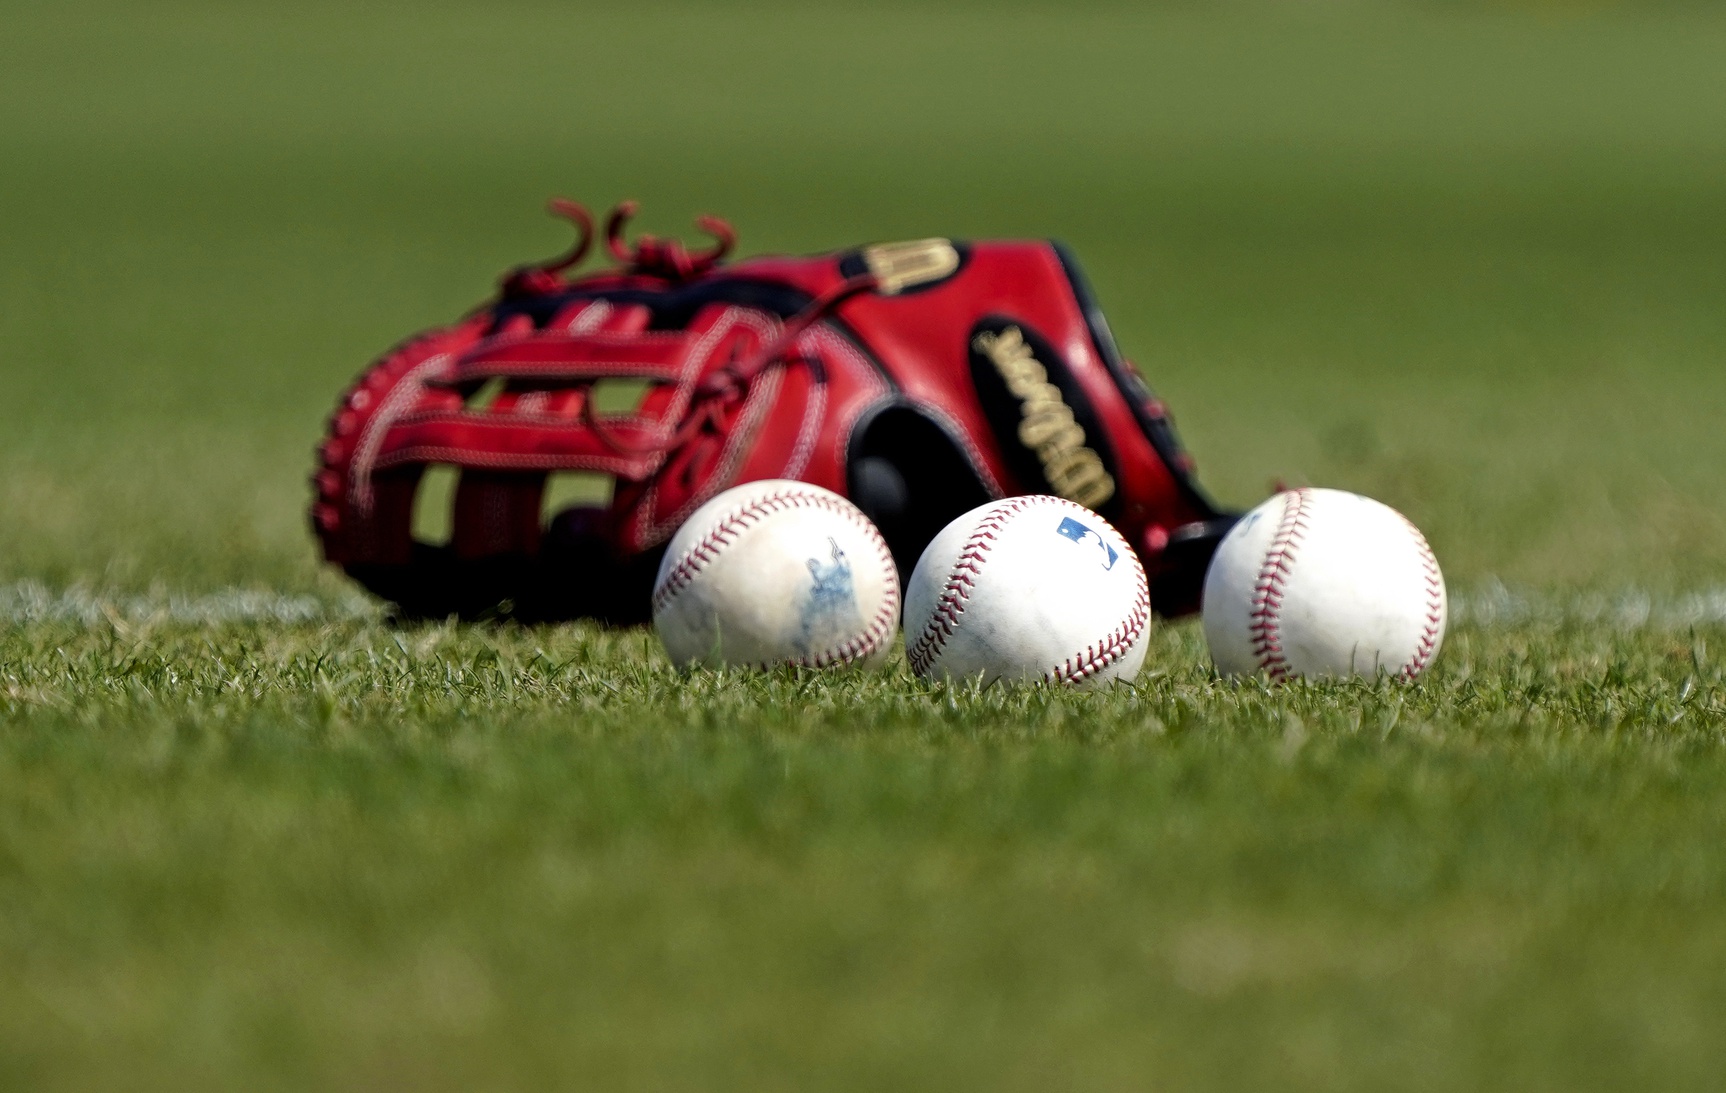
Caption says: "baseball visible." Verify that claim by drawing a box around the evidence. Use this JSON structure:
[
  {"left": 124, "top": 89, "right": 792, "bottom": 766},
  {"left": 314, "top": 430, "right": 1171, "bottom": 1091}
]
[
  {"left": 903, "top": 496, "right": 1151, "bottom": 687},
  {"left": 652, "top": 480, "right": 900, "bottom": 670},
  {"left": 1202, "top": 488, "right": 1446, "bottom": 681}
]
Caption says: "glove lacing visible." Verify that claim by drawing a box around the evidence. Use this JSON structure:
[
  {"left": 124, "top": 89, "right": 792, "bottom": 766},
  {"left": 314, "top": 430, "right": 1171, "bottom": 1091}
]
[{"left": 509, "top": 200, "right": 878, "bottom": 483}]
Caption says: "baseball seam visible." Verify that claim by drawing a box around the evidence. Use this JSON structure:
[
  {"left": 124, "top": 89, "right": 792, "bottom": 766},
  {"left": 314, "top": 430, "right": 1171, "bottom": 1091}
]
[
  {"left": 651, "top": 487, "right": 900, "bottom": 669},
  {"left": 904, "top": 497, "right": 1038, "bottom": 677},
  {"left": 1399, "top": 515, "right": 1444, "bottom": 679},
  {"left": 906, "top": 496, "right": 1147, "bottom": 684},
  {"left": 1248, "top": 488, "right": 1314, "bottom": 682},
  {"left": 1046, "top": 568, "right": 1150, "bottom": 684}
]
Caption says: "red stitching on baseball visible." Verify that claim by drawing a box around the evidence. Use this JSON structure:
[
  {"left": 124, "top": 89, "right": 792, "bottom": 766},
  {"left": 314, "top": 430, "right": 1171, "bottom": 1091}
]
[
  {"left": 652, "top": 487, "right": 900, "bottom": 669},
  {"left": 907, "top": 496, "right": 1145, "bottom": 684},
  {"left": 1399, "top": 515, "right": 1444, "bottom": 679},
  {"left": 904, "top": 497, "right": 1044, "bottom": 677},
  {"left": 1045, "top": 564, "right": 1150, "bottom": 684},
  {"left": 1248, "top": 489, "right": 1313, "bottom": 682}
]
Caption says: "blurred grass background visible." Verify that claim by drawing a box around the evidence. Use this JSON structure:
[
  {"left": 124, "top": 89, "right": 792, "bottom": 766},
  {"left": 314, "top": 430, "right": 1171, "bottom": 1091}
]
[
  {"left": 3, "top": 1, "right": 1724, "bottom": 594},
  {"left": 7, "top": 3, "right": 1726, "bottom": 1091}
]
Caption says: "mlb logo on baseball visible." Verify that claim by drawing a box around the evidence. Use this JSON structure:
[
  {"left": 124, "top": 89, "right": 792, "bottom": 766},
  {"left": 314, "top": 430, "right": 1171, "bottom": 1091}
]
[
  {"left": 904, "top": 496, "right": 1151, "bottom": 687},
  {"left": 1055, "top": 515, "right": 1119, "bottom": 570}
]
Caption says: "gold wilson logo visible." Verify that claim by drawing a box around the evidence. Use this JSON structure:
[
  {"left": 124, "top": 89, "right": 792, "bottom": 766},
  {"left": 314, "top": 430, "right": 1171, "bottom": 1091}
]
[
  {"left": 972, "top": 325, "right": 1116, "bottom": 508},
  {"left": 861, "top": 238, "right": 960, "bottom": 294}
]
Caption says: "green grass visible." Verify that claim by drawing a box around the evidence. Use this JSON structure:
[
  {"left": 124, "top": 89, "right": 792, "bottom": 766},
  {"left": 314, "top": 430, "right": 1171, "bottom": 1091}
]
[
  {"left": 5, "top": 2, "right": 1726, "bottom": 1089},
  {"left": 6, "top": 616, "right": 1726, "bottom": 1091}
]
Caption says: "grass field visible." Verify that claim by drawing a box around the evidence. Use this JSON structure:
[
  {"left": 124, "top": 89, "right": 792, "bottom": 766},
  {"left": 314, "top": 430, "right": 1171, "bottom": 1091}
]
[{"left": 5, "top": 2, "right": 1726, "bottom": 1089}]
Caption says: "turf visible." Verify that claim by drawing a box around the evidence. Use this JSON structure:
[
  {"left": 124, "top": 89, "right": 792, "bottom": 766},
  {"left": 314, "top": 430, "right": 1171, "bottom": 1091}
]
[{"left": 5, "top": 2, "right": 1726, "bottom": 1089}]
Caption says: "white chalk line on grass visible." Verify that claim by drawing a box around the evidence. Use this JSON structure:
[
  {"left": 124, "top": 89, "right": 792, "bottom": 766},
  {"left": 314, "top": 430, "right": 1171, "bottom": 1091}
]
[
  {"left": 1454, "top": 580, "right": 1726, "bottom": 631},
  {"left": 0, "top": 580, "right": 373, "bottom": 625},
  {"left": 5, "top": 578, "right": 1726, "bottom": 631}
]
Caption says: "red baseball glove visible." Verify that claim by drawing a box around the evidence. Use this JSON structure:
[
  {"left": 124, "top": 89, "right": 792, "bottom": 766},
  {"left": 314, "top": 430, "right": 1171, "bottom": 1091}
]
[{"left": 311, "top": 200, "right": 1235, "bottom": 622}]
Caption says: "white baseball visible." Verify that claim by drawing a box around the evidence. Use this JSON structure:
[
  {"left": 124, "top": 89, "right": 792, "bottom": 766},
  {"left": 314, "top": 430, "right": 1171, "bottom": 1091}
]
[
  {"left": 903, "top": 496, "right": 1151, "bottom": 687},
  {"left": 1202, "top": 488, "right": 1446, "bottom": 681},
  {"left": 652, "top": 480, "right": 900, "bottom": 670}
]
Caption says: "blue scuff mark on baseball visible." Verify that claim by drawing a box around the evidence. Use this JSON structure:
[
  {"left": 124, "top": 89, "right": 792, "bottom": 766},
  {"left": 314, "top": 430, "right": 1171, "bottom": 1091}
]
[
  {"left": 797, "top": 538, "right": 861, "bottom": 653},
  {"left": 1056, "top": 516, "right": 1118, "bottom": 570}
]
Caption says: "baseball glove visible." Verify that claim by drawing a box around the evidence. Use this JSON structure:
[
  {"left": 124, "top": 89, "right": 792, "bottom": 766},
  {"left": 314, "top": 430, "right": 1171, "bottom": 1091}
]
[{"left": 311, "top": 199, "right": 1235, "bottom": 622}]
